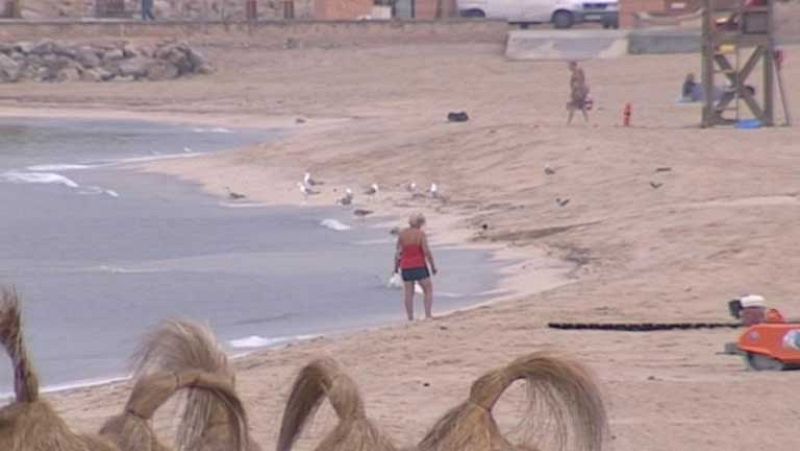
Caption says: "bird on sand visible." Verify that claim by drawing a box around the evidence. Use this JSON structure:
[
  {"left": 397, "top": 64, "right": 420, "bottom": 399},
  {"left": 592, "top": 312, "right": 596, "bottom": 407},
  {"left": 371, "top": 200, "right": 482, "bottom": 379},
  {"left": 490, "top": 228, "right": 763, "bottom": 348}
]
[
  {"left": 544, "top": 164, "right": 556, "bottom": 175},
  {"left": 429, "top": 183, "right": 439, "bottom": 198},
  {"left": 337, "top": 188, "right": 354, "bottom": 206},
  {"left": 650, "top": 181, "right": 663, "bottom": 189},
  {"left": 304, "top": 172, "right": 323, "bottom": 186},
  {"left": 556, "top": 197, "right": 570, "bottom": 207},
  {"left": 353, "top": 208, "right": 373, "bottom": 218},
  {"left": 225, "top": 186, "right": 246, "bottom": 200},
  {"left": 406, "top": 181, "right": 417, "bottom": 193},
  {"left": 298, "top": 182, "right": 319, "bottom": 198},
  {"left": 364, "top": 183, "right": 379, "bottom": 197}
]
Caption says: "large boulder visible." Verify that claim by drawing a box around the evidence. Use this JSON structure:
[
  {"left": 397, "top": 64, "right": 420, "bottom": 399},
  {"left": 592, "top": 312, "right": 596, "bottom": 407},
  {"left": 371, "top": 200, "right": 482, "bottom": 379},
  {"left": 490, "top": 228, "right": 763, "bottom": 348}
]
[
  {"left": 29, "top": 40, "right": 56, "bottom": 56},
  {"left": 186, "top": 47, "right": 211, "bottom": 73},
  {"left": 81, "top": 67, "right": 114, "bottom": 82},
  {"left": 118, "top": 57, "right": 150, "bottom": 79},
  {"left": 102, "top": 48, "right": 125, "bottom": 61},
  {"left": 145, "top": 60, "right": 180, "bottom": 81},
  {"left": 14, "top": 42, "right": 35, "bottom": 54},
  {"left": 0, "top": 54, "right": 21, "bottom": 82},
  {"left": 51, "top": 42, "right": 78, "bottom": 59},
  {"left": 75, "top": 47, "right": 101, "bottom": 68},
  {"left": 56, "top": 66, "right": 81, "bottom": 82}
]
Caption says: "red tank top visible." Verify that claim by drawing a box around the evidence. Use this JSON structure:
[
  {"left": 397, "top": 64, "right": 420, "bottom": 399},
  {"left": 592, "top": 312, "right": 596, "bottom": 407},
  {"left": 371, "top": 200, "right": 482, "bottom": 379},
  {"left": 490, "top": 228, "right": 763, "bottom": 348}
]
[{"left": 400, "top": 243, "right": 426, "bottom": 269}]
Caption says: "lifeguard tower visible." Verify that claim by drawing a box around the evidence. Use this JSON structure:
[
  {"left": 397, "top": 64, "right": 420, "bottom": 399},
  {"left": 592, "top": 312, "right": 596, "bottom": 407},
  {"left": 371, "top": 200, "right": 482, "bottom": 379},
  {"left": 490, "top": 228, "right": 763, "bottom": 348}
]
[{"left": 701, "top": 0, "right": 790, "bottom": 127}]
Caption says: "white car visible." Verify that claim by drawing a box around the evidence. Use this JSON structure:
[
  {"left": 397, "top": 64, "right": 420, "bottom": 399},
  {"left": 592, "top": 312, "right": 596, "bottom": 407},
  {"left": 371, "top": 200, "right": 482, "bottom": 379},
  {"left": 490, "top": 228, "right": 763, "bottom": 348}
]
[{"left": 457, "top": 0, "right": 619, "bottom": 29}]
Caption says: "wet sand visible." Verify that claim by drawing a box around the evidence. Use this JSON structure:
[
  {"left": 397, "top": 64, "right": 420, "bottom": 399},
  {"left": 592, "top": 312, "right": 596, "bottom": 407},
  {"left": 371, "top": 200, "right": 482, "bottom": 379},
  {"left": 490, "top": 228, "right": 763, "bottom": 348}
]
[{"left": 0, "top": 41, "right": 799, "bottom": 450}]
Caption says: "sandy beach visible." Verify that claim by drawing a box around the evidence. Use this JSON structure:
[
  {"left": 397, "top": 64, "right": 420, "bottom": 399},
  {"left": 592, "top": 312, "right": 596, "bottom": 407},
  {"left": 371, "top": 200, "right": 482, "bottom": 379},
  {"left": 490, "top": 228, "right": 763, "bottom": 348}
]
[{"left": 1, "top": 32, "right": 799, "bottom": 451}]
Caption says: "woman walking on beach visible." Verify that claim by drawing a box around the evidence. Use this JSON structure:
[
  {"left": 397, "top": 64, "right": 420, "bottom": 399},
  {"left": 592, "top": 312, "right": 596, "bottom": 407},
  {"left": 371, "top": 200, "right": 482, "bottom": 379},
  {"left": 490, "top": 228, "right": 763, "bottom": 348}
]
[
  {"left": 567, "top": 61, "right": 590, "bottom": 124},
  {"left": 395, "top": 213, "right": 437, "bottom": 321}
]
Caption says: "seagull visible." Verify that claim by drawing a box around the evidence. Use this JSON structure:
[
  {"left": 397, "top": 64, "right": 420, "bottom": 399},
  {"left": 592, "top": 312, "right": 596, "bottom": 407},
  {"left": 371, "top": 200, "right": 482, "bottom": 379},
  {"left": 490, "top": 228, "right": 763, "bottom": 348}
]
[
  {"left": 544, "top": 164, "right": 556, "bottom": 175},
  {"left": 225, "top": 186, "right": 246, "bottom": 200},
  {"left": 337, "top": 188, "right": 354, "bottom": 206},
  {"left": 406, "top": 181, "right": 417, "bottom": 193},
  {"left": 183, "top": 146, "right": 193, "bottom": 153},
  {"left": 429, "top": 183, "right": 439, "bottom": 198},
  {"left": 364, "top": 183, "right": 379, "bottom": 196},
  {"left": 556, "top": 197, "right": 570, "bottom": 207},
  {"left": 655, "top": 167, "right": 672, "bottom": 173},
  {"left": 298, "top": 182, "right": 319, "bottom": 198},
  {"left": 353, "top": 208, "right": 373, "bottom": 218},
  {"left": 650, "top": 181, "right": 663, "bottom": 189},
  {"left": 304, "top": 172, "right": 323, "bottom": 186}
]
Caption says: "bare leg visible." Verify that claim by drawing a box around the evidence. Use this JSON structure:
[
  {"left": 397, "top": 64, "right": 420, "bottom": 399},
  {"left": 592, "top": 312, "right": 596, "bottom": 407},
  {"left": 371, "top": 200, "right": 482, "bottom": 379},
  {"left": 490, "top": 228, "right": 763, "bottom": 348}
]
[
  {"left": 419, "top": 278, "right": 434, "bottom": 319},
  {"left": 567, "top": 107, "right": 575, "bottom": 125},
  {"left": 581, "top": 106, "right": 589, "bottom": 123},
  {"left": 404, "top": 281, "right": 415, "bottom": 321}
]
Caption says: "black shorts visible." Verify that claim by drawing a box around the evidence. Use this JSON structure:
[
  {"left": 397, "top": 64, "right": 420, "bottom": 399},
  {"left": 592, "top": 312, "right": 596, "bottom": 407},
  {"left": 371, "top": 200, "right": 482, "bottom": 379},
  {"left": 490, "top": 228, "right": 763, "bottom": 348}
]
[{"left": 401, "top": 267, "right": 430, "bottom": 282}]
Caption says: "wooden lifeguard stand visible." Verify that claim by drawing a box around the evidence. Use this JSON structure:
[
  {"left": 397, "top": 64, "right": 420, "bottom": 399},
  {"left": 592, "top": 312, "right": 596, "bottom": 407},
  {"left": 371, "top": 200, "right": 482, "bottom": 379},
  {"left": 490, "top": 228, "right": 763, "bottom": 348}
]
[{"left": 701, "top": 0, "right": 785, "bottom": 127}]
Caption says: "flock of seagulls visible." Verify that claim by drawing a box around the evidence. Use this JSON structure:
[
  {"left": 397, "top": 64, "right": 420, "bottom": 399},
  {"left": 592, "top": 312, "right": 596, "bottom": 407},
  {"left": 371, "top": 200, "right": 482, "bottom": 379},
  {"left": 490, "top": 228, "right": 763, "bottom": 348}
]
[
  {"left": 292, "top": 172, "right": 444, "bottom": 218},
  {"left": 544, "top": 162, "right": 668, "bottom": 209},
  {"left": 225, "top": 162, "right": 667, "bottom": 219}
]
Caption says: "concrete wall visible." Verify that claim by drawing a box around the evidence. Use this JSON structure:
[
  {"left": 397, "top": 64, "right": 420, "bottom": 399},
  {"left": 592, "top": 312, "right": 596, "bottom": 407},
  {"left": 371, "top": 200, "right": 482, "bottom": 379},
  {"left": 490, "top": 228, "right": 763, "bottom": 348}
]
[
  {"left": 628, "top": 29, "right": 701, "bottom": 54},
  {"left": 506, "top": 29, "right": 630, "bottom": 60},
  {"left": 0, "top": 18, "right": 509, "bottom": 47}
]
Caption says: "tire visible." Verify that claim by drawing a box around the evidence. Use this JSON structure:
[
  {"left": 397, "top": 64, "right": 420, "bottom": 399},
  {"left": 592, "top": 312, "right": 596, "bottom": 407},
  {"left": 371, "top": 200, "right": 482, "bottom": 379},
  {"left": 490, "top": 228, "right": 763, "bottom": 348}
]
[
  {"left": 552, "top": 10, "right": 574, "bottom": 29},
  {"left": 461, "top": 9, "right": 485, "bottom": 18},
  {"left": 745, "top": 352, "right": 786, "bottom": 371}
]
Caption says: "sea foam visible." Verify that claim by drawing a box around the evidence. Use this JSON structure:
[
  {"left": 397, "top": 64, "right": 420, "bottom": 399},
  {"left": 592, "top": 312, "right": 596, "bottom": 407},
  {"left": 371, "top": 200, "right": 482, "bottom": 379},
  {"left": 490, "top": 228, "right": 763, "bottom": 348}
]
[
  {"left": 320, "top": 218, "right": 351, "bottom": 231},
  {"left": 1, "top": 171, "right": 79, "bottom": 188},
  {"left": 228, "top": 334, "right": 318, "bottom": 349}
]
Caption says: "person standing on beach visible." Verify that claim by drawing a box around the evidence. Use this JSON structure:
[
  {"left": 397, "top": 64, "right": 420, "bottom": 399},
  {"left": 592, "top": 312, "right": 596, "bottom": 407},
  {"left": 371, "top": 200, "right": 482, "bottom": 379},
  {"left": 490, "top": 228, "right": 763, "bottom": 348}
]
[
  {"left": 394, "top": 213, "right": 437, "bottom": 321},
  {"left": 567, "top": 61, "right": 590, "bottom": 125}
]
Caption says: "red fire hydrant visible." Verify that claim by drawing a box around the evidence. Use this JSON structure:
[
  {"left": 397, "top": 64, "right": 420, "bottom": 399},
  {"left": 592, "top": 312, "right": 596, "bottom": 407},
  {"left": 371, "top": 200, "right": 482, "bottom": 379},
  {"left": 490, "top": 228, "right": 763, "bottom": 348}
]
[{"left": 623, "top": 103, "right": 632, "bottom": 127}]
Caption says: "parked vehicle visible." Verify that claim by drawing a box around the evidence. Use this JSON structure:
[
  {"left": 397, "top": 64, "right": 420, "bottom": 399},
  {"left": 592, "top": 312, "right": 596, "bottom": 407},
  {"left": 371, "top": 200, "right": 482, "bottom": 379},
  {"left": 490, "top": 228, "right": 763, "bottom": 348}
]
[{"left": 457, "top": 0, "right": 619, "bottom": 29}]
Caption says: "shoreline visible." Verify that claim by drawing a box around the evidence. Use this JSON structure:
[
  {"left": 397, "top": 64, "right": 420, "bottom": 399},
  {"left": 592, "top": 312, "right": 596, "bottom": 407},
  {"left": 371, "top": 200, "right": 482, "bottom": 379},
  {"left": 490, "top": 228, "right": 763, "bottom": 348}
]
[{"left": 0, "top": 109, "right": 568, "bottom": 398}]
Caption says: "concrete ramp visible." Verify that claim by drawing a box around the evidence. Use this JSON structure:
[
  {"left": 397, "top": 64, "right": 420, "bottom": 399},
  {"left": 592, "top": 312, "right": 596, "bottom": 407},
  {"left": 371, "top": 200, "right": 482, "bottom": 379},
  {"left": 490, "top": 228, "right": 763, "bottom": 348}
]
[{"left": 505, "top": 30, "right": 629, "bottom": 61}]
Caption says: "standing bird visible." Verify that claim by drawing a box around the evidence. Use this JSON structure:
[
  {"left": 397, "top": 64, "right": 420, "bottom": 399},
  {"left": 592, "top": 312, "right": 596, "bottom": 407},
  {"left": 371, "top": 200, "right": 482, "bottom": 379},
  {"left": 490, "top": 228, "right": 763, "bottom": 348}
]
[
  {"left": 650, "top": 181, "right": 663, "bottom": 189},
  {"left": 225, "top": 186, "right": 246, "bottom": 200},
  {"left": 304, "top": 172, "right": 323, "bottom": 186},
  {"left": 544, "top": 164, "right": 556, "bottom": 175},
  {"left": 407, "top": 181, "right": 417, "bottom": 193},
  {"left": 298, "top": 182, "right": 319, "bottom": 199},
  {"left": 364, "top": 183, "right": 379, "bottom": 197},
  {"left": 353, "top": 208, "right": 373, "bottom": 218},
  {"left": 429, "top": 183, "right": 438, "bottom": 197},
  {"left": 337, "top": 188, "right": 354, "bottom": 206},
  {"left": 556, "top": 197, "right": 570, "bottom": 207}
]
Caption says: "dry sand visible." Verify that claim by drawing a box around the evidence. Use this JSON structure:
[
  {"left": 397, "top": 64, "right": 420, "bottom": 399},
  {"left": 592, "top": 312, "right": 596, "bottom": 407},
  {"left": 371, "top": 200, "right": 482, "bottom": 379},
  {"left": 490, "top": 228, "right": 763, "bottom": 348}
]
[{"left": 1, "top": 40, "right": 799, "bottom": 450}]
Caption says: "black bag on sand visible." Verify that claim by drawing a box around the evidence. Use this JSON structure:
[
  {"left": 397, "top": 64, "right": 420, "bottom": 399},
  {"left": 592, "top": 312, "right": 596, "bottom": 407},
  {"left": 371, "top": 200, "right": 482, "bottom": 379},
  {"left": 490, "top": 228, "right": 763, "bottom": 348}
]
[{"left": 447, "top": 111, "right": 469, "bottom": 122}]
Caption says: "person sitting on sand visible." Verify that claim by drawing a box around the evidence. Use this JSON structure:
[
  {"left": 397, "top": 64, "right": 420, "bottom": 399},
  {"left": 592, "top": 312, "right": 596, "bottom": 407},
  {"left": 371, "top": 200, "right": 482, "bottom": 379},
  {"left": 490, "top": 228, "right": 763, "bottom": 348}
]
[
  {"left": 680, "top": 71, "right": 757, "bottom": 105},
  {"left": 567, "top": 61, "right": 590, "bottom": 125},
  {"left": 682, "top": 72, "right": 701, "bottom": 102},
  {"left": 394, "top": 213, "right": 437, "bottom": 321}
]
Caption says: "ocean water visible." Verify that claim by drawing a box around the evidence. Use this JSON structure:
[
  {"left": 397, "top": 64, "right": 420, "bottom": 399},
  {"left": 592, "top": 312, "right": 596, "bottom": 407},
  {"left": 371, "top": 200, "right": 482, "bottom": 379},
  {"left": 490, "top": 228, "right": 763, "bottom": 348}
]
[{"left": 0, "top": 117, "right": 500, "bottom": 394}]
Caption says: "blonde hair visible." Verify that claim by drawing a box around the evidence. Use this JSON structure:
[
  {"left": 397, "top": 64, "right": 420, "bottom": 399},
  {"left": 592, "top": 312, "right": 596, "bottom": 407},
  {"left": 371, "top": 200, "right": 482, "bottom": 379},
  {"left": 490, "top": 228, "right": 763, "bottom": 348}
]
[{"left": 409, "top": 213, "right": 426, "bottom": 228}]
